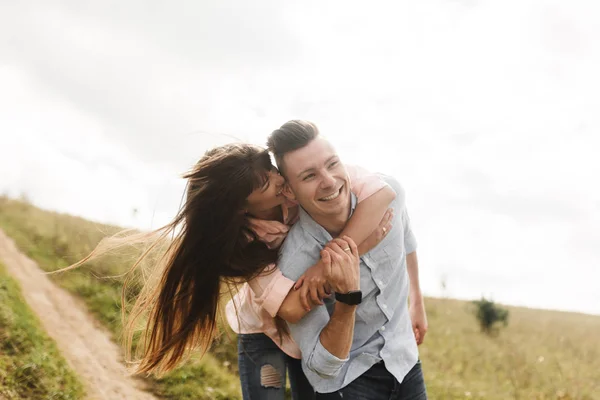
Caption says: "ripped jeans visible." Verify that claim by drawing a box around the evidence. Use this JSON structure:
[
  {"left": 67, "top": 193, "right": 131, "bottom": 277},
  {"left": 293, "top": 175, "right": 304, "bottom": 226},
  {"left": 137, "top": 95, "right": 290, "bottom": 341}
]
[{"left": 238, "top": 333, "right": 315, "bottom": 400}]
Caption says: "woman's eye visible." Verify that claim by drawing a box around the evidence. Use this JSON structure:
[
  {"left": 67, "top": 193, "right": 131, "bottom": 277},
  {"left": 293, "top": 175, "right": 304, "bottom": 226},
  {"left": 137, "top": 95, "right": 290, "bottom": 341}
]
[
  {"left": 303, "top": 174, "right": 315, "bottom": 181},
  {"left": 328, "top": 161, "right": 338, "bottom": 168}
]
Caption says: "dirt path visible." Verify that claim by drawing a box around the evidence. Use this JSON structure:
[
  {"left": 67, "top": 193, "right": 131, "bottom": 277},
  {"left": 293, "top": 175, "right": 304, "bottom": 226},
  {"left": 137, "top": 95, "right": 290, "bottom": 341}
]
[{"left": 0, "top": 229, "right": 157, "bottom": 400}]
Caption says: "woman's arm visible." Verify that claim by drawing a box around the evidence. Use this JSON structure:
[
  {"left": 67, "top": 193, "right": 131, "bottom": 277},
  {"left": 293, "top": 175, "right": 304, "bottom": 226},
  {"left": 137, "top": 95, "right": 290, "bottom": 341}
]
[
  {"left": 342, "top": 164, "right": 397, "bottom": 251},
  {"left": 281, "top": 206, "right": 394, "bottom": 319},
  {"left": 276, "top": 263, "right": 321, "bottom": 324},
  {"left": 278, "top": 168, "right": 397, "bottom": 323},
  {"left": 258, "top": 196, "right": 396, "bottom": 324},
  {"left": 341, "top": 185, "right": 396, "bottom": 253}
]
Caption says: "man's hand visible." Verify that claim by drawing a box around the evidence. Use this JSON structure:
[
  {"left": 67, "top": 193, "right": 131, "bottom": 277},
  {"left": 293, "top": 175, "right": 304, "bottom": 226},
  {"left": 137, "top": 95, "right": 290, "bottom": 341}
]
[
  {"left": 409, "top": 297, "right": 428, "bottom": 345},
  {"left": 294, "top": 260, "right": 332, "bottom": 311},
  {"left": 322, "top": 236, "right": 360, "bottom": 294},
  {"left": 357, "top": 208, "right": 393, "bottom": 255},
  {"left": 317, "top": 236, "right": 360, "bottom": 362}
]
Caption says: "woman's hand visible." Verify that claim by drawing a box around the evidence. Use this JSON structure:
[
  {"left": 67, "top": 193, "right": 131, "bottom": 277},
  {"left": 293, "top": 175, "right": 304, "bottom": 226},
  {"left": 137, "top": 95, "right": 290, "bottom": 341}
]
[
  {"left": 294, "top": 259, "right": 332, "bottom": 312},
  {"left": 357, "top": 208, "right": 393, "bottom": 255},
  {"left": 246, "top": 217, "right": 289, "bottom": 249}
]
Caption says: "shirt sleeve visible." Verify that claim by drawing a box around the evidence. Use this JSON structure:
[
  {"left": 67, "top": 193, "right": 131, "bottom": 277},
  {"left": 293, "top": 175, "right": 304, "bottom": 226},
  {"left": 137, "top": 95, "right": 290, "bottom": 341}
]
[
  {"left": 346, "top": 164, "right": 391, "bottom": 203},
  {"left": 277, "top": 234, "right": 349, "bottom": 378},
  {"left": 382, "top": 175, "right": 418, "bottom": 254},
  {"left": 288, "top": 305, "right": 349, "bottom": 378},
  {"left": 247, "top": 264, "right": 295, "bottom": 318},
  {"left": 402, "top": 207, "right": 418, "bottom": 254}
]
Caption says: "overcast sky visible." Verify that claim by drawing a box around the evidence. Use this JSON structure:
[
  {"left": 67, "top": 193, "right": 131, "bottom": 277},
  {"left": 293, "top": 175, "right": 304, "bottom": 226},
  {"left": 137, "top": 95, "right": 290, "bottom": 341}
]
[{"left": 1, "top": 0, "right": 598, "bottom": 314}]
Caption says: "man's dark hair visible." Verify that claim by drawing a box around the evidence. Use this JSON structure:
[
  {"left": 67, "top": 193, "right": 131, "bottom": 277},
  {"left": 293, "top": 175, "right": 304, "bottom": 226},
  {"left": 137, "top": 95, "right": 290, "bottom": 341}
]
[{"left": 266, "top": 120, "right": 320, "bottom": 176}]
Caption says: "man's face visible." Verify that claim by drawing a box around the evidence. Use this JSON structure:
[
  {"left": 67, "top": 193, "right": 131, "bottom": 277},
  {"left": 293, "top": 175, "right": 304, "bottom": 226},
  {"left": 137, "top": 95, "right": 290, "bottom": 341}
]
[{"left": 282, "top": 137, "right": 350, "bottom": 221}]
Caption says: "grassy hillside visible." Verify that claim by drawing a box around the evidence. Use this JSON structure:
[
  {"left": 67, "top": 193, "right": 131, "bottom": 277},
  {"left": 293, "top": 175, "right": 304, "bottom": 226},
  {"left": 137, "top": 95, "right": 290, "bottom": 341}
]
[
  {"left": 0, "top": 196, "right": 599, "bottom": 399},
  {"left": 0, "top": 197, "right": 240, "bottom": 400},
  {"left": 421, "top": 298, "right": 599, "bottom": 399},
  {"left": 0, "top": 261, "right": 85, "bottom": 400}
]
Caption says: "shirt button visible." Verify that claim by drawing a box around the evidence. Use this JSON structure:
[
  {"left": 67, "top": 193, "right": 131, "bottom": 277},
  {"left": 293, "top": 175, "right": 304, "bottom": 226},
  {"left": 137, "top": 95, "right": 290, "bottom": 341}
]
[
  {"left": 380, "top": 326, "right": 386, "bottom": 332},
  {"left": 377, "top": 280, "right": 384, "bottom": 286},
  {"left": 382, "top": 304, "right": 388, "bottom": 309}
]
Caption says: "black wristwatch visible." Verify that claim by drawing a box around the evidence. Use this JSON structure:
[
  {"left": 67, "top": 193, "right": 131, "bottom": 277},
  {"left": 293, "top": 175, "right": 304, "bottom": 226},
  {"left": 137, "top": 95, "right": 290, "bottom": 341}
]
[{"left": 335, "top": 290, "right": 362, "bottom": 305}]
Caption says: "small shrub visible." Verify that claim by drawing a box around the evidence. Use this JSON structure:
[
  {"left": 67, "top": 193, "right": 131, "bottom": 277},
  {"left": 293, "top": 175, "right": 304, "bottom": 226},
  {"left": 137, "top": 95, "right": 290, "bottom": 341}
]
[{"left": 472, "top": 297, "right": 509, "bottom": 334}]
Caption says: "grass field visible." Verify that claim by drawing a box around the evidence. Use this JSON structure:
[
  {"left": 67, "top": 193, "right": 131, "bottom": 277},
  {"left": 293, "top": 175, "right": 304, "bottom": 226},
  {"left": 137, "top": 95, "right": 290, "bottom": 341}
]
[
  {"left": 0, "top": 196, "right": 599, "bottom": 399},
  {"left": 0, "top": 197, "right": 241, "bottom": 400},
  {"left": 0, "top": 261, "right": 85, "bottom": 400}
]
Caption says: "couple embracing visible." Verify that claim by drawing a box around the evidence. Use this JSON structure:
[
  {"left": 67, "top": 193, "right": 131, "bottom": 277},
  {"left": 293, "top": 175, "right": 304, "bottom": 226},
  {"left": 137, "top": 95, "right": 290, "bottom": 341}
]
[{"left": 66, "top": 120, "right": 428, "bottom": 400}]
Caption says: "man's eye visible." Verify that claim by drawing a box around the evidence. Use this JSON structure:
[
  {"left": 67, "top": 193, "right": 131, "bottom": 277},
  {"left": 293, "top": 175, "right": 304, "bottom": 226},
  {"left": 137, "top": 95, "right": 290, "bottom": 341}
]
[
  {"left": 328, "top": 161, "right": 338, "bottom": 168},
  {"left": 303, "top": 174, "right": 315, "bottom": 181}
]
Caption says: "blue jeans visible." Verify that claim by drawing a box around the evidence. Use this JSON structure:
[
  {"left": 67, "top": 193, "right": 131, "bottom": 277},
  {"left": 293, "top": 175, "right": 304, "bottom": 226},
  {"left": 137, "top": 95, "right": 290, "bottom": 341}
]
[
  {"left": 238, "top": 333, "right": 315, "bottom": 400},
  {"left": 316, "top": 361, "right": 427, "bottom": 400}
]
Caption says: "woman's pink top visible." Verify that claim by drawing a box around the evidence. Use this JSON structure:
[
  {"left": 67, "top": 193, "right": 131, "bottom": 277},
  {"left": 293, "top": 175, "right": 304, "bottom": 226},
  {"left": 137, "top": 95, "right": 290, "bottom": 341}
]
[{"left": 225, "top": 165, "right": 388, "bottom": 358}]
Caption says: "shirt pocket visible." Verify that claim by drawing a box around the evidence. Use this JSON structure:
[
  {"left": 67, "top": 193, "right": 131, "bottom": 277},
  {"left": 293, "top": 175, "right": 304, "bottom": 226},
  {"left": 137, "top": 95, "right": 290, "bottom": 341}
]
[
  {"left": 379, "top": 216, "right": 406, "bottom": 267},
  {"left": 358, "top": 263, "right": 377, "bottom": 301}
]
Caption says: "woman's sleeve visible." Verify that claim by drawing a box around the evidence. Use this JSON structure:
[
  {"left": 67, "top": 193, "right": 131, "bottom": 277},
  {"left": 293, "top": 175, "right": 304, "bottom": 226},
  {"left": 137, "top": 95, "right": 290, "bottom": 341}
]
[
  {"left": 247, "top": 264, "right": 295, "bottom": 318},
  {"left": 346, "top": 164, "right": 391, "bottom": 202}
]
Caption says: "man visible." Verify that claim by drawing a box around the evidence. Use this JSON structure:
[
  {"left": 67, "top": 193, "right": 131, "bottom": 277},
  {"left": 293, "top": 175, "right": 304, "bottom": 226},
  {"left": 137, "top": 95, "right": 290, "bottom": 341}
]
[{"left": 266, "top": 120, "right": 428, "bottom": 399}]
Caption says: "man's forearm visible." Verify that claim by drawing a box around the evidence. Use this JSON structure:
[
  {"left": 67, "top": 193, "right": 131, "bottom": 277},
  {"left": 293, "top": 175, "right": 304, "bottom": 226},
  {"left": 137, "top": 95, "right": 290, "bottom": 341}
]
[
  {"left": 406, "top": 250, "right": 428, "bottom": 344},
  {"left": 407, "top": 251, "right": 423, "bottom": 303},
  {"left": 319, "top": 303, "right": 357, "bottom": 359}
]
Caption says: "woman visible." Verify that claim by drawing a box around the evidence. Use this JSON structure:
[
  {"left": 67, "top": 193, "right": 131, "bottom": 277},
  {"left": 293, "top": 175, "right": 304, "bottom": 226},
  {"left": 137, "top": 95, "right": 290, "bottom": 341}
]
[
  {"left": 60, "top": 143, "right": 394, "bottom": 400},
  {"left": 228, "top": 159, "right": 394, "bottom": 400}
]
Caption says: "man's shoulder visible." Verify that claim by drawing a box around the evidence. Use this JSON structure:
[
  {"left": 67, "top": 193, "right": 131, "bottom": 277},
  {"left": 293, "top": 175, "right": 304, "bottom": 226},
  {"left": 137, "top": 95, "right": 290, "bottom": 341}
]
[
  {"left": 277, "top": 223, "right": 321, "bottom": 280},
  {"left": 378, "top": 174, "right": 407, "bottom": 208}
]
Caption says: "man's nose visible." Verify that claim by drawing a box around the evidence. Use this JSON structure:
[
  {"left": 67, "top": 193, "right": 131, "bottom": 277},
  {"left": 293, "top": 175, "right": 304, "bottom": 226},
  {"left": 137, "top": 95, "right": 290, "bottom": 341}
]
[{"left": 320, "top": 171, "right": 336, "bottom": 188}]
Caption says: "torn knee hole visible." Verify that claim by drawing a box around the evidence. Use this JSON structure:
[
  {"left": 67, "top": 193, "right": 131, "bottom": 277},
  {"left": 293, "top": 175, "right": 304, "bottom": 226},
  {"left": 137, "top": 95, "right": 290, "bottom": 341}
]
[{"left": 260, "top": 364, "right": 283, "bottom": 388}]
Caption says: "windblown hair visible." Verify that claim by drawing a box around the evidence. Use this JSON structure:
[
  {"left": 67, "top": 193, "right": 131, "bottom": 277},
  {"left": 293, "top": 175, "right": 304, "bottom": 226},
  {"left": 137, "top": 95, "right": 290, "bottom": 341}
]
[
  {"left": 266, "top": 120, "right": 320, "bottom": 176},
  {"left": 57, "top": 143, "right": 278, "bottom": 376}
]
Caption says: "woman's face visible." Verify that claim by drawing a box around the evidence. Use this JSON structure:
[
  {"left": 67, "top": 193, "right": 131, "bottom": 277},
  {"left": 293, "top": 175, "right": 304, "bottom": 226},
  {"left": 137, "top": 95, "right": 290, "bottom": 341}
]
[{"left": 245, "top": 167, "right": 286, "bottom": 216}]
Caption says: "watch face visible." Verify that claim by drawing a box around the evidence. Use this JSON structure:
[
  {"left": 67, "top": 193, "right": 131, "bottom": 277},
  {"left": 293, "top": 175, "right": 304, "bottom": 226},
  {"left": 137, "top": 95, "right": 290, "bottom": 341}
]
[
  {"left": 336, "top": 290, "right": 362, "bottom": 305},
  {"left": 347, "top": 292, "right": 361, "bottom": 303}
]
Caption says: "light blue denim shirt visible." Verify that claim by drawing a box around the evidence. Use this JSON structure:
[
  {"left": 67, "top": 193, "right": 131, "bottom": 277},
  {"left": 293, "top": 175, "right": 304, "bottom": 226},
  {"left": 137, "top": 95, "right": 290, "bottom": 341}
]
[{"left": 277, "top": 176, "right": 419, "bottom": 393}]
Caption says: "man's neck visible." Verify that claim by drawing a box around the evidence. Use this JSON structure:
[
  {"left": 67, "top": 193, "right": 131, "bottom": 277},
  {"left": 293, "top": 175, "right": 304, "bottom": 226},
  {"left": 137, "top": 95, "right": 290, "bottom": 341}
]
[{"left": 312, "top": 200, "right": 351, "bottom": 238}]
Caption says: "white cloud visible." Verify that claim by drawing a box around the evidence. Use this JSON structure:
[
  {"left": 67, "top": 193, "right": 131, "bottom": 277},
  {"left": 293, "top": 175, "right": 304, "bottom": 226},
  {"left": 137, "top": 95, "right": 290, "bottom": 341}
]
[{"left": 0, "top": 0, "right": 598, "bottom": 314}]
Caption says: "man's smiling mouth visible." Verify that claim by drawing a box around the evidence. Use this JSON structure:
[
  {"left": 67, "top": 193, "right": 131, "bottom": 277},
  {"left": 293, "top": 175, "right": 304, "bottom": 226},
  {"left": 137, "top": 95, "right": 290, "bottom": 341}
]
[{"left": 318, "top": 185, "right": 344, "bottom": 202}]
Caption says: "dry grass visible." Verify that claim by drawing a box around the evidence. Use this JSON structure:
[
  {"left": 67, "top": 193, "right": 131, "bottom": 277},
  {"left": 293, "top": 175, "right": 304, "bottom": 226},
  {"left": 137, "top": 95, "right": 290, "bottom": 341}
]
[
  {"left": 0, "top": 196, "right": 598, "bottom": 399},
  {"left": 421, "top": 298, "right": 600, "bottom": 399}
]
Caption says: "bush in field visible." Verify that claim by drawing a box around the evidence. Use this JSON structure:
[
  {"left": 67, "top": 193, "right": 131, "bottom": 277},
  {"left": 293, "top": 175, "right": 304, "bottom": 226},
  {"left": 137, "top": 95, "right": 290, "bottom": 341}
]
[{"left": 472, "top": 297, "right": 509, "bottom": 334}]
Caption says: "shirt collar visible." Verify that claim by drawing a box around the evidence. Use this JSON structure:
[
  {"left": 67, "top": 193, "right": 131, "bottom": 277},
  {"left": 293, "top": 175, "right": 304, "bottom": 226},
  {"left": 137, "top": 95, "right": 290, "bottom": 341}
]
[{"left": 297, "top": 192, "right": 357, "bottom": 245}]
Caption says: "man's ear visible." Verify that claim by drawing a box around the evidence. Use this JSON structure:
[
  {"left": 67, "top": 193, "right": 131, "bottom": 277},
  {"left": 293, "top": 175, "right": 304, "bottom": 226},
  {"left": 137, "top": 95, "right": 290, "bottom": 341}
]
[{"left": 282, "top": 183, "right": 296, "bottom": 201}]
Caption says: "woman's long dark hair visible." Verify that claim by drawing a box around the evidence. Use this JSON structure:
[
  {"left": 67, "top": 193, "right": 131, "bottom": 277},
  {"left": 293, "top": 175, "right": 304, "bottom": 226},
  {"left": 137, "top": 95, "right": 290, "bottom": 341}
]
[{"left": 57, "top": 143, "right": 279, "bottom": 375}]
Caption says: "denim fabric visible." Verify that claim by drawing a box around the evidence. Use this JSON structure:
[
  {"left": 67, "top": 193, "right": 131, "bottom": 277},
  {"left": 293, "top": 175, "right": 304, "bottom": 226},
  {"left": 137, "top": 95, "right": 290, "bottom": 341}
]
[
  {"left": 315, "top": 361, "right": 427, "bottom": 400},
  {"left": 238, "top": 333, "right": 315, "bottom": 400}
]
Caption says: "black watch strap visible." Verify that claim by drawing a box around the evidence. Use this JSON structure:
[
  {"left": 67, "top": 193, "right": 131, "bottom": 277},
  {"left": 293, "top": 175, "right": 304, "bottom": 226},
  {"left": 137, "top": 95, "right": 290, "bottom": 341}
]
[{"left": 334, "top": 290, "right": 362, "bottom": 305}]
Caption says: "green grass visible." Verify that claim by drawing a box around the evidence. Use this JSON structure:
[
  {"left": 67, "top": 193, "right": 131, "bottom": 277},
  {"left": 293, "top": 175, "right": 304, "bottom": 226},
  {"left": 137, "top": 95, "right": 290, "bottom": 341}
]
[
  {"left": 0, "top": 197, "right": 241, "bottom": 400},
  {"left": 0, "top": 262, "right": 85, "bottom": 400},
  {"left": 1, "top": 196, "right": 599, "bottom": 399}
]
